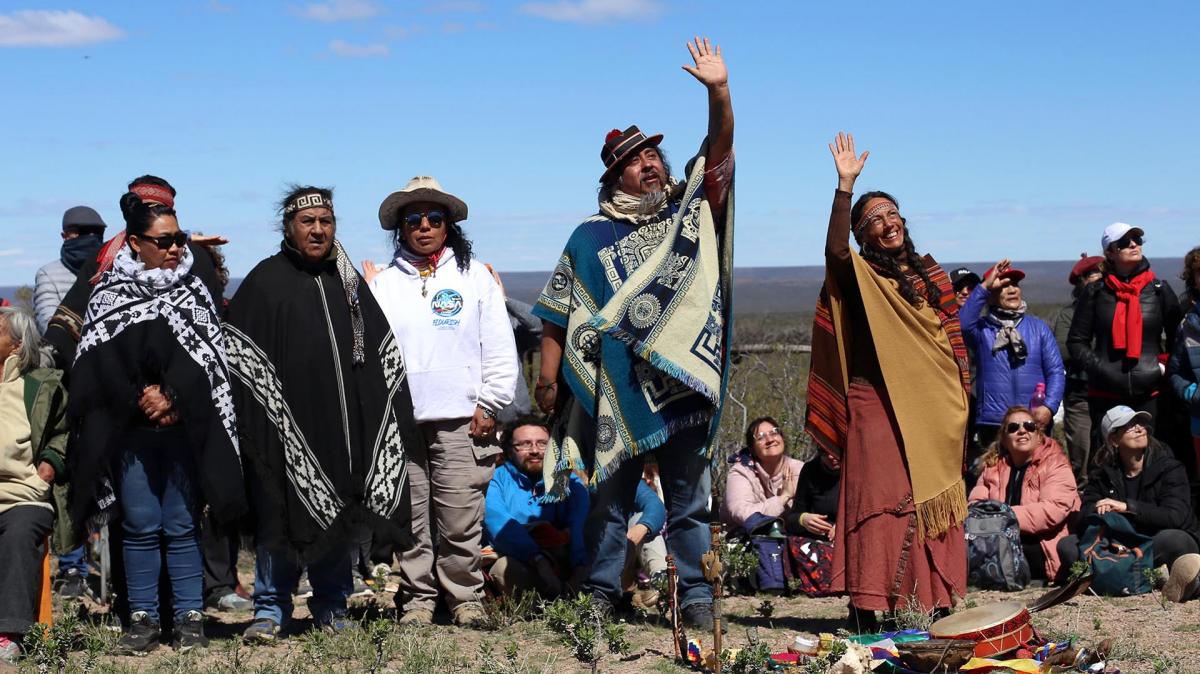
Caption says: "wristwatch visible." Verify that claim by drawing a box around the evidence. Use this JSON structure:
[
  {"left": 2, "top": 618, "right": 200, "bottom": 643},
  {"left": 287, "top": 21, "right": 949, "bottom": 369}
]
[{"left": 480, "top": 405, "right": 496, "bottom": 420}]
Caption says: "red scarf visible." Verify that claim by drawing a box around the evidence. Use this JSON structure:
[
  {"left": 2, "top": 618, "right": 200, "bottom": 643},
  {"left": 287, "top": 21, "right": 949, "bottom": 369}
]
[{"left": 1105, "top": 268, "right": 1156, "bottom": 358}]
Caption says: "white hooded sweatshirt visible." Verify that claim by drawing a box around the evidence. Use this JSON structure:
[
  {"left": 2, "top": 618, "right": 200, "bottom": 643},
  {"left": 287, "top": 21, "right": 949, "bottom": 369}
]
[{"left": 369, "top": 249, "right": 518, "bottom": 423}]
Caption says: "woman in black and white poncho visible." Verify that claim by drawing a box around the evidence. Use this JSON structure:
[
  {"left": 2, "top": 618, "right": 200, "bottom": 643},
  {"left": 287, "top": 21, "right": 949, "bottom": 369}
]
[{"left": 70, "top": 192, "right": 246, "bottom": 655}]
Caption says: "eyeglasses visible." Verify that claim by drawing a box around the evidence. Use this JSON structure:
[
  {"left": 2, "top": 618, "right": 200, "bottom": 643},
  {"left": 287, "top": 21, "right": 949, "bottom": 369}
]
[
  {"left": 754, "top": 427, "right": 783, "bottom": 442},
  {"left": 1119, "top": 421, "right": 1146, "bottom": 434},
  {"left": 404, "top": 210, "right": 446, "bottom": 230},
  {"left": 1005, "top": 421, "right": 1038, "bottom": 434},
  {"left": 134, "top": 232, "right": 188, "bottom": 250},
  {"left": 512, "top": 439, "right": 549, "bottom": 451},
  {"left": 1114, "top": 235, "right": 1143, "bottom": 250}
]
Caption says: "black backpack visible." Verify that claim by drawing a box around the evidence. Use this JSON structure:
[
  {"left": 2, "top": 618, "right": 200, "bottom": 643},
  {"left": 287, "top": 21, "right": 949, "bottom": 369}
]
[{"left": 965, "top": 500, "right": 1031, "bottom": 591}]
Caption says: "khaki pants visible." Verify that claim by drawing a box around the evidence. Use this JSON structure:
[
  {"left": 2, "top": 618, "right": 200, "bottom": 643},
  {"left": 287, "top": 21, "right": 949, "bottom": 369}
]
[
  {"left": 397, "top": 419, "right": 497, "bottom": 612},
  {"left": 490, "top": 545, "right": 568, "bottom": 599}
]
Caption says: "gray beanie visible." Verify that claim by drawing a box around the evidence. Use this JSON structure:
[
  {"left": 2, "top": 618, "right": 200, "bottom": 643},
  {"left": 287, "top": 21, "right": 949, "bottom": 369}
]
[{"left": 61, "top": 205, "right": 106, "bottom": 230}]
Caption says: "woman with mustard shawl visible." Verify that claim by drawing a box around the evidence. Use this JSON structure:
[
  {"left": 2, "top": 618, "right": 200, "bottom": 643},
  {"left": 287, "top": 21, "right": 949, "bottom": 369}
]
[{"left": 805, "top": 134, "right": 970, "bottom": 630}]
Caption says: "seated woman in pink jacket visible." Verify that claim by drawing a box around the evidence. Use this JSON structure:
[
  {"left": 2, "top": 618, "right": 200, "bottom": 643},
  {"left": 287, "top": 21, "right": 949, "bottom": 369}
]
[
  {"left": 969, "top": 406, "right": 1080, "bottom": 582},
  {"left": 721, "top": 417, "right": 804, "bottom": 534}
]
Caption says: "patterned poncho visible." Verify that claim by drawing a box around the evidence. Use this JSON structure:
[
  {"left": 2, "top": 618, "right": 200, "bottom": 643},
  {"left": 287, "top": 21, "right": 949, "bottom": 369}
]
[
  {"left": 70, "top": 245, "right": 246, "bottom": 526},
  {"left": 224, "top": 241, "right": 420, "bottom": 560},
  {"left": 533, "top": 145, "right": 735, "bottom": 496}
]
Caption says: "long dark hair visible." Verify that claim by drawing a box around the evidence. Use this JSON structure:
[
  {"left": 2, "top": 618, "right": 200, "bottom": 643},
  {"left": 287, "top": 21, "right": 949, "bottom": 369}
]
[
  {"left": 851, "top": 191, "right": 939, "bottom": 309},
  {"left": 390, "top": 215, "right": 473, "bottom": 273}
]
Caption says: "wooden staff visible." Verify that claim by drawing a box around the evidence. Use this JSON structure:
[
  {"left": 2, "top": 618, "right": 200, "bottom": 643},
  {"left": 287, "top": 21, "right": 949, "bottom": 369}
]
[
  {"left": 708, "top": 523, "right": 724, "bottom": 673},
  {"left": 666, "top": 553, "right": 682, "bottom": 660}
]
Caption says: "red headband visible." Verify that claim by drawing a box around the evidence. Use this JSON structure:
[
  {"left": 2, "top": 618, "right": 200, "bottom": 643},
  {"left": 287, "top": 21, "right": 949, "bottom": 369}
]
[{"left": 130, "top": 183, "right": 175, "bottom": 208}]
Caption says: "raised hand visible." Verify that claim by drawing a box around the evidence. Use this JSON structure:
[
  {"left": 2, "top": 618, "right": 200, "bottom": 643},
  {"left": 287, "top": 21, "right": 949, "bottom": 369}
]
[
  {"left": 682, "top": 36, "right": 727, "bottom": 89},
  {"left": 985, "top": 259, "right": 1013, "bottom": 291},
  {"left": 361, "top": 259, "right": 380, "bottom": 285},
  {"left": 829, "top": 132, "right": 869, "bottom": 191}
]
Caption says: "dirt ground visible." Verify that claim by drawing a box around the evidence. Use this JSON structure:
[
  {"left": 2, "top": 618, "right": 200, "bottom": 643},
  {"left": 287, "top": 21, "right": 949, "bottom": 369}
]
[{"left": 20, "top": 576, "right": 1200, "bottom": 674}]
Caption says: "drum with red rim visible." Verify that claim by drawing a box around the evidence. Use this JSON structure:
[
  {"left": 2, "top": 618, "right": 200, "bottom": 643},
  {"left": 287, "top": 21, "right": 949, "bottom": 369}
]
[{"left": 929, "top": 601, "right": 1033, "bottom": 658}]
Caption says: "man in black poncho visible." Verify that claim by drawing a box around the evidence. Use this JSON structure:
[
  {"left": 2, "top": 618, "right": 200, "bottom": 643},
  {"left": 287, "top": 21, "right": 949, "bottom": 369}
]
[{"left": 224, "top": 186, "right": 420, "bottom": 641}]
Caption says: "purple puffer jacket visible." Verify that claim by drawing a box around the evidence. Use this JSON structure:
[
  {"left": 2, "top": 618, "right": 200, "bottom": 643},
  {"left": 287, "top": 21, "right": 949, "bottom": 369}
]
[{"left": 961, "top": 284, "right": 1066, "bottom": 427}]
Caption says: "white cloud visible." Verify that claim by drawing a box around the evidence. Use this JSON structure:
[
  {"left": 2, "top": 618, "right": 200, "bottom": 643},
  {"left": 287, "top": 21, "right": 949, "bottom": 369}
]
[
  {"left": 328, "top": 39, "right": 389, "bottom": 57},
  {"left": 518, "top": 0, "right": 662, "bottom": 24},
  {"left": 0, "top": 248, "right": 25, "bottom": 258},
  {"left": 208, "top": 0, "right": 235, "bottom": 13},
  {"left": 295, "top": 0, "right": 380, "bottom": 22},
  {"left": 0, "top": 10, "right": 123, "bottom": 47}
]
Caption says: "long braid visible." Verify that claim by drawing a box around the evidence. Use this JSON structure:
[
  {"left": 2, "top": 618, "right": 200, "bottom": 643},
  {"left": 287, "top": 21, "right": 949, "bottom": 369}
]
[{"left": 861, "top": 237, "right": 940, "bottom": 309}]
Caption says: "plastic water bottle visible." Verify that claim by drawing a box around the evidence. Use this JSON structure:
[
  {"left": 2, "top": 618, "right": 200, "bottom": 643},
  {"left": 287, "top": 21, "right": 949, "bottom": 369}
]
[{"left": 1029, "top": 382, "right": 1047, "bottom": 410}]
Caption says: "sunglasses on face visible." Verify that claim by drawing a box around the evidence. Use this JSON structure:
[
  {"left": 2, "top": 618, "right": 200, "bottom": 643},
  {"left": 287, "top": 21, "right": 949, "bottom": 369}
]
[
  {"left": 1005, "top": 421, "right": 1038, "bottom": 434},
  {"left": 403, "top": 210, "right": 446, "bottom": 230},
  {"left": 134, "top": 231, "right": 188, "bottom": 250},
  {"left": 1115, "top": 235, "right": 1143, "bottom": 250}
]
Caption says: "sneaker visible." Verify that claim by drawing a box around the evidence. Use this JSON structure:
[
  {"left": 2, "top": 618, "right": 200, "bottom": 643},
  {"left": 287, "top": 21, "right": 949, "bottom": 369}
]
[
  {"left": 0, "top": 634, "right": 20, "bottom": 664},
  {"left": 172, "top": 611, "right": 208, "bottom": 653},
  {"left": 116, "top": 612, "right": 161, "bottom": 656},
  {"left": 630, "top": 584, "right": 660, "bottom": 613},
  {"left": 452, "top": 603, "right": 485, "bottom": 628},
  {"left": 681, "top": 603, "right": 725, "bottom": 633},
  {"left": 55, "top": 567, "right": 87, "bottom": 600},
  {"left": 350, "top": 570, "right": 374, "bottom": 598},
  {"left": 212, "top": 592, "right": 253, "bottom": 612},
  {"left": 1165, "top": 553, "right": 1200, "bottom": 603},
  {"left": 398, "top": 608, "right": 434, "bottom": 625},
  {"left": 320, "top": 615, "right": 352, "bottom": 633},
  {"left": 243, "top": 618, "right": 282, "bottom": 644},
  {"left": 294, "top": 573, "right": 313, "bottom": 600}
]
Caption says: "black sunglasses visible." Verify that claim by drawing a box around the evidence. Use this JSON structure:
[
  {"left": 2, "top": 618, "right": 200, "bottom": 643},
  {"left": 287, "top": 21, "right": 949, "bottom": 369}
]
[
  {"left": 1005, "top": 421, "right": 1038, "bottom": 434},
  {"left": 134, "top": 231, "right": 188, "bottom": 250},
  {"left": 1115, "top": 235, "right": 1143, "bottom": 250},
  {"left": 404, "top": 210, "right": 446, "bottom": 230}
]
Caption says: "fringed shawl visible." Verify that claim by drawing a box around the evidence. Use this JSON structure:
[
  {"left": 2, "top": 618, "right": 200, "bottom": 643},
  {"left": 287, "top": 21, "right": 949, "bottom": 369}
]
[
  {"left": 533, "top": 143, "right": 734, "bottom": 498},
  {"left": 805, "top": 252, "right": 969, "bottom": 540}
]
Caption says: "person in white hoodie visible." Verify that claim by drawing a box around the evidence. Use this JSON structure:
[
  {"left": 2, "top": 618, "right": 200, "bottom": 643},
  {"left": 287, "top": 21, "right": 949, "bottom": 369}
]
[{"left": 366, "top": 176, "right": 518, "bottom": 627}]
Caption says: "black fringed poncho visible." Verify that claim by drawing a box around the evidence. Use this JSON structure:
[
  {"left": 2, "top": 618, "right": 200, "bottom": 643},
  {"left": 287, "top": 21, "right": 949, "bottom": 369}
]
[{"left": 224, "top": 241, "right": 419, "bottom": 560}]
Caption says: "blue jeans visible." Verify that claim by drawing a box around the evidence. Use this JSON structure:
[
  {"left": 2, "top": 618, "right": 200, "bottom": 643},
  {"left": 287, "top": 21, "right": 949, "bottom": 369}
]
[
  {"left": 253, "top": 544, "right": 351, "bottom": 627},
  {"left": 118, "top": 427, "right": 202, "bottom": 623},
  {"left": 57, "top": 546, "right": 89, "bottom": 575},
  {"left": 583, "top": 425, "right": 713, "bottom": 609}
]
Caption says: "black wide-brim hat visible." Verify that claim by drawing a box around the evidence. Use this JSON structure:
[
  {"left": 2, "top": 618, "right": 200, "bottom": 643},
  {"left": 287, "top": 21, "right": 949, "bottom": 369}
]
[{"left": 600, "top": 125, "right": 664, "bottom": 183}]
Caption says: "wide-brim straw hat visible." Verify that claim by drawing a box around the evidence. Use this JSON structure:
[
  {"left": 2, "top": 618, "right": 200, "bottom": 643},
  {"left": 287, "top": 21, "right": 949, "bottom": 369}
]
[{"left": 378, "top": 176, "right": 468, "bottom": 230}]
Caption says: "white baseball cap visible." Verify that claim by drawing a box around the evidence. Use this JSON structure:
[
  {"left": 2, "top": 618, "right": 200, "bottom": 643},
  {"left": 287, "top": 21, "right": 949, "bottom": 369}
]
[
  {"left": 1101, "top": 222, "right": 1145, "bottom": 251},
  {"left": 1099, "top": 405, "right": 1153, "bottom": 438}
]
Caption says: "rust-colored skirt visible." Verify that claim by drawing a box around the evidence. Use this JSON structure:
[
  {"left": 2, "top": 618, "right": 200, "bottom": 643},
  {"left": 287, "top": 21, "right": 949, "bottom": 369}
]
[{"left": 831, "top": 381, "right": 966, "bottom": 611}]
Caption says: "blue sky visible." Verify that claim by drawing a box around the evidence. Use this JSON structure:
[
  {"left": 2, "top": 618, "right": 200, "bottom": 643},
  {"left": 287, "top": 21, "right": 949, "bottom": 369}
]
[{"left": 2, "top": 1, "right": 1198, "bottom": 286}]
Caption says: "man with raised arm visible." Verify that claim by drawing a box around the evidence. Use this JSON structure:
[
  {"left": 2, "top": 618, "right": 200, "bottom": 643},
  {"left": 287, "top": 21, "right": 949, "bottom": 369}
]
[{"left": 533, "top": 37, "right": 734, "bottom": 630}]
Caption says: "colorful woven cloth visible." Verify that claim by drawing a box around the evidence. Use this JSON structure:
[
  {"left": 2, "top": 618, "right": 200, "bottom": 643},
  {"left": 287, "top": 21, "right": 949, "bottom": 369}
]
[{"left": 534, "top": 144, "right": 734, "bottom": 496}]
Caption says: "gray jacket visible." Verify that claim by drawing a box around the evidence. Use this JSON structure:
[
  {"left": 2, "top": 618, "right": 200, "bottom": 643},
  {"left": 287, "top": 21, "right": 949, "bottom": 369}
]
[{"left": 33, "top": 259, "right": 75, "bottom": 334}]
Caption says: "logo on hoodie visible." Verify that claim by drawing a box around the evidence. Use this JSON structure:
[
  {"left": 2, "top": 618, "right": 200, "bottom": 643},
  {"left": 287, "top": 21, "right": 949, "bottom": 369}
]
[{"left": 431, "top": 288, "right": 463, "bottom": 328}]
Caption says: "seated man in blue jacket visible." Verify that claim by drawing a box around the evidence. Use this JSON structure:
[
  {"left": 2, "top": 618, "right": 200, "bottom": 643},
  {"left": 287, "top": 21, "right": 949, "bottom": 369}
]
[{"left": 484, "top": 416, "right": 589, "bottom": 598}]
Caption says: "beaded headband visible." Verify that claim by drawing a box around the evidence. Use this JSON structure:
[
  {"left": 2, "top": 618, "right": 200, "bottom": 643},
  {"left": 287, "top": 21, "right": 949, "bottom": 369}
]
[
  {"left": 284, "top": 192, "right": 333, "bottom": 214},
  {"left": 853, "top": 200, "right": 897, "bottom": 239}
]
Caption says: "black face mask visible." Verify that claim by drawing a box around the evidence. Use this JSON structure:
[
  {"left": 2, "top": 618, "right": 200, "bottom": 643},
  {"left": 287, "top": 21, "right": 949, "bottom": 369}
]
[{"left": 61, "top": 233, "right": 104, "bottom": 273}]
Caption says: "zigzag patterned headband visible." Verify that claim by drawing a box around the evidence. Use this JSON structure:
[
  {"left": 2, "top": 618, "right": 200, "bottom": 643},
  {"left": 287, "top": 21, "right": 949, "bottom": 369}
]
[
  {"left": 854, "top": 200, "right": 898, "bottom": 239},
  {"left": 284, "top": 192, "right": 333, "bottom": 214}
]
